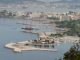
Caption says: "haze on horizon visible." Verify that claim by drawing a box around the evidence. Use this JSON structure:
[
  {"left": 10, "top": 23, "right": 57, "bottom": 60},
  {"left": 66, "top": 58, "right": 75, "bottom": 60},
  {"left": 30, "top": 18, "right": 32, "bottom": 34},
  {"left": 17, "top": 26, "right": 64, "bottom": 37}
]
[
  {"left": 0, "top": 0, "right": 80, "bottom": 3},
  {"left": 38, "top": 0, "right": 80, "bottom": 2},
  {"left": 38, "top": 0, "right": 60, "bottom": 2}
]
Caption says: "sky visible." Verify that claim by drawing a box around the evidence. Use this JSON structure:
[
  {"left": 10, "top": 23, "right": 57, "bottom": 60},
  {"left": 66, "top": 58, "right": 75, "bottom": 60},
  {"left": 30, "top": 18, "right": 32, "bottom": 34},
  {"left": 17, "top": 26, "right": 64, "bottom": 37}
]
[
  {"left": 38, "top": 0, "right": 79, "bottom": 2},
  {"left": 38, "top": 0, "right": 60, "bottom": 2}
]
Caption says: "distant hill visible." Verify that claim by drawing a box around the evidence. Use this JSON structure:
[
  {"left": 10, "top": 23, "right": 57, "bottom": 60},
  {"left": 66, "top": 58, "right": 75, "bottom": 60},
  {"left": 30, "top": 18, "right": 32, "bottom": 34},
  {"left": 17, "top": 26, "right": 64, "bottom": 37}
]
[
  {"left": 51, "top": 0, "right": 80, "bottom": 3},
  {"left": 0, "top": 0, "right": 38, "bottom": 3},
  {"left": 58, "top": 0, "right": 80, "bottom": 2},
  {"left": 0, "top": 0, "right": 80, "bottom": 4},
  {"left": 61, "top": 0, "right": 80, "bottom": 1}
]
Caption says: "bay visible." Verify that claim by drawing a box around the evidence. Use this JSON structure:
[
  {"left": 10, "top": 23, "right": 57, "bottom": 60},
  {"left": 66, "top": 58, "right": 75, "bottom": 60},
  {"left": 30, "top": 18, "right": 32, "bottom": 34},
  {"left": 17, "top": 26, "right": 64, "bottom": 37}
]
[
  {"left": 0, "top": 7, "right": 80, "bottom": 12},
  {"left": 0, "top": 18, "right": 74, "bottom": 60}
]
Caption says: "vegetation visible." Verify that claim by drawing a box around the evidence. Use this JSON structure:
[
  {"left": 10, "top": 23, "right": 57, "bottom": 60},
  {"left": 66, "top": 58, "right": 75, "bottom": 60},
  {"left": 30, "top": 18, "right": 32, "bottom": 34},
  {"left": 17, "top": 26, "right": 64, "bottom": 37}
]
[
  {"left": 56, "top": 23, "right": 80, "bottom": 60},
  {"left": 54, "top": 19, "right": 80, "bottom": 36},
  {"left": 55, "top": 44, "right": 80, "bottom": 60},
  {"left": 32, "top": 39, "right": 54, "bottom": 44},
  {"left": 50, "top": 34, "right": 63, "bottom": 37},
  {"left": 63, "top": 44, "right": 80, "bottom": 60}
]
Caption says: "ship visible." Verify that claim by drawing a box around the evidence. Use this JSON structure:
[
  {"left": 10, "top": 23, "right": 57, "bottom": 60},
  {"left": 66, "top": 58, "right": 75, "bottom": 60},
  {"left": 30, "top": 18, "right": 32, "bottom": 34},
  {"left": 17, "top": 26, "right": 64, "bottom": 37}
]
[
  {"left": 22, "top": 26, "right": 33, "bottom": 30},
  {"left": 22, "top": 22, "right": 33, "bottom": 30},
  {"left": 22, "top": 22, "right": 39, "bottom": 30}
]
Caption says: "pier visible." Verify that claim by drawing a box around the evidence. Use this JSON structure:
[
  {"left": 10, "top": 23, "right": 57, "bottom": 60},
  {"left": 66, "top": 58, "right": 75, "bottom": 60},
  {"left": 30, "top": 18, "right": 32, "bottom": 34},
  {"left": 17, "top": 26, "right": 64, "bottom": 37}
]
[{"left": 5, "top": 43, "right": 57, "bottom": 53}]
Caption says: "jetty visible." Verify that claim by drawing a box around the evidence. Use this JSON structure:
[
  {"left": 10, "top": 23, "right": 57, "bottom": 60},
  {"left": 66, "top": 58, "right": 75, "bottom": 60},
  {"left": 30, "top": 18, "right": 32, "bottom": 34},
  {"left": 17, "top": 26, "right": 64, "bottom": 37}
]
[
  {"left": 5, "top": 43, "right": 57, "bottom": 53},
  {"left": 21, "top": 30, "right": 38, "bottom": 34}
]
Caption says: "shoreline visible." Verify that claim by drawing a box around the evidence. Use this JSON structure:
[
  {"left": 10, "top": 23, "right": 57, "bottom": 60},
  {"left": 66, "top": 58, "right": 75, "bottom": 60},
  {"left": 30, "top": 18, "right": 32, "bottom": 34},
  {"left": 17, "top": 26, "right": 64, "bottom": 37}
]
[
  {"left": 5, "top": 30, "right": 58, "bottom": 53},
  {"left": 21, "top": 30, "right": 79, "bottom": 43},
  {"left": 5, "top": 30, "right": 79, "bottom": 53},
  {"left": 4, "top": 18, "right": 79, "bottom": 53}
]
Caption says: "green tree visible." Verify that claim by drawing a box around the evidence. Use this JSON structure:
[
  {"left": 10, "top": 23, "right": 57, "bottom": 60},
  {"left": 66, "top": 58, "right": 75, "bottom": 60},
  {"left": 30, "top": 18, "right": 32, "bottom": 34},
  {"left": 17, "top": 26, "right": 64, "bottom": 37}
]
[
  {"left": 55, "top": 19, "right": 80, "bottom": 36},
  {"left": 63, "top": 44, "right": 80, "bottom": 60},
  {"left": 63, "top": 23, "right": 80, "bottom": 60}
]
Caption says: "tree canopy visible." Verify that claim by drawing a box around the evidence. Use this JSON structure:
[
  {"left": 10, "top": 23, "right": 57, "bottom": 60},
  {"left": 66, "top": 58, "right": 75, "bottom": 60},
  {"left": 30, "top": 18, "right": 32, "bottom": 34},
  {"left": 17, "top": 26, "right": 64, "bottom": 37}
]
[
  {"left": 63, "top": 44, "right": 80, "bottom": 60},
  {"left": 54, "top": 19, "right": 80, "bottom": 36}
]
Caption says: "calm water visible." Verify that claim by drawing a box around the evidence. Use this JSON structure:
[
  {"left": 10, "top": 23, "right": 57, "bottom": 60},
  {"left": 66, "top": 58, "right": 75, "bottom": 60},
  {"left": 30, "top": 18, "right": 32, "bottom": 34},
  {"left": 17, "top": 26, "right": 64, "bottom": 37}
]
[
  {"left": 0, "top": 18, "right": 74, "bottom": 60},
  {"left": 0, "top": 7, "right": 80, "bottom": 12}
]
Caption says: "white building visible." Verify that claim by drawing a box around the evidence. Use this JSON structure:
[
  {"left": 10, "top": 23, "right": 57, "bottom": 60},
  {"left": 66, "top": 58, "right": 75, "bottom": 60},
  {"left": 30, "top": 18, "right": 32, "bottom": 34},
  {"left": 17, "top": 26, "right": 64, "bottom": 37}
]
[
  {"left": 60, "top": 15, "right": 71, "bottom": 21},
  {"left": 47, "top": 14, "right": 53, "bottom": 17},
  {"left": 16, "top": 11, "right": 25, "bottom": 17},
  {"left": 29, "top": 12, "right": 41, "bottom": 18}
]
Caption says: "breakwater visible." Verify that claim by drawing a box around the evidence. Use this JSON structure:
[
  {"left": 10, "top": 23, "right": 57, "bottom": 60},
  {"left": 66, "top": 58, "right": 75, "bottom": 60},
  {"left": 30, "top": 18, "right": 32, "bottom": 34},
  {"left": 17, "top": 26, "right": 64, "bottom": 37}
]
[{"left": 5, "top": 43, "right": 57, "bottom": 53}]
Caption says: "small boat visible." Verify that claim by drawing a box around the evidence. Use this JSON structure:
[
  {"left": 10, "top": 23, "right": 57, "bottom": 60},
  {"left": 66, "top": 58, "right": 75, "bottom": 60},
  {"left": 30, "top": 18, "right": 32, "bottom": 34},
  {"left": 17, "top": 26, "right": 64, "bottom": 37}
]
[
  {"left": 22, "top": 26, "right": 33, "bottom": 30},
  {"left": 22, "top": 22, "right": 34, "bottom": 30},
  {"left": 22, "top": 23, "right": 33, "bottom": 30}
]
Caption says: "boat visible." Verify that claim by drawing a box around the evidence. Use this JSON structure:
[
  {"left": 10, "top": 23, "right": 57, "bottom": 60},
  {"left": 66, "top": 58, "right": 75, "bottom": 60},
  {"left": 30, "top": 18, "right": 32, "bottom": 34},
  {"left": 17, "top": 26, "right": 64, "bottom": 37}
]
[
  {"left": 22, "top": 22, "right": 34, "bottom": 30},
  {"left": 22, "top": 26, "right": 33, "bottom": 30},
  {"left": 22, "top": 6, "right": 28, "bottom": 9}
]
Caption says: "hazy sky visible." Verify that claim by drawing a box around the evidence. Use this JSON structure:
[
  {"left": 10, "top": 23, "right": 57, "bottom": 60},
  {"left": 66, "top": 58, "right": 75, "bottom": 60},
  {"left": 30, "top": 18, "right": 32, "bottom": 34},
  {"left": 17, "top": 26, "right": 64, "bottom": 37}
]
[
  {"left": 38, "top": 0, "right": 75, "bottom": 2},
  {"left": 38, "top": 0, "right": 60, "bottom": 2}
]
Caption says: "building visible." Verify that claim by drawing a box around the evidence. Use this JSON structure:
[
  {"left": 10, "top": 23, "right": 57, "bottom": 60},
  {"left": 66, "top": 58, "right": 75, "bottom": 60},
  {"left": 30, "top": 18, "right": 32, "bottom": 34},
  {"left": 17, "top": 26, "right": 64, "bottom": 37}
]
[
  {"left": 16, "top": 11, "right": 25, "bottom": 17},
  {"left": 29, "top": 11, "right": 41, "bottom": 19},
  {"left": 60, "top": 15, "right": 71, "bottom": 21}
]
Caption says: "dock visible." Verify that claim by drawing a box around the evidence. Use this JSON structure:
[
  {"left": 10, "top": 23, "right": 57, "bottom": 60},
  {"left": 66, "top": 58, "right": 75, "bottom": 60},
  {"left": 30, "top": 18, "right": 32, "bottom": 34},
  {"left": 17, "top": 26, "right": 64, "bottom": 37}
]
[
  {"left": 21, "top": 30, "right": 38, "bottom": 34},
  {"left": 5, "top": 43, "right": 57, "bottom": 53}
]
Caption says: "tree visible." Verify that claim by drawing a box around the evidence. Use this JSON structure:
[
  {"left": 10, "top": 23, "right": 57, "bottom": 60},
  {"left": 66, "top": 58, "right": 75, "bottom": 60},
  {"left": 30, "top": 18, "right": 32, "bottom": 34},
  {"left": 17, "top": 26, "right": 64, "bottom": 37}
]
[
  {"left": 63, "top": 44, "right": 80, "bottom": 60},
  {"left": 63, "top": 24, "right": 80, "bottom": 60},
  {"left": 33, "top": 39, "right": 37, "bottom": 43},
  {"left": 54, "top": 20, "right": 80, "bottom": 36}
]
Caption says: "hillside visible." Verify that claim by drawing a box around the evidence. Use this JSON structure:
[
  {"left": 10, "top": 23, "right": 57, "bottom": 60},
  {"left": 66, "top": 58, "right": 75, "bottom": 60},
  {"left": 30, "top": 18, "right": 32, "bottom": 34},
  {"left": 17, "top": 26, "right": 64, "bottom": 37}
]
[
  {"left": 0, "top": 0, "right": 80, "bottom": 4},
  {"left": 0, "top": 0, "right": 37, "bottom": 3}
]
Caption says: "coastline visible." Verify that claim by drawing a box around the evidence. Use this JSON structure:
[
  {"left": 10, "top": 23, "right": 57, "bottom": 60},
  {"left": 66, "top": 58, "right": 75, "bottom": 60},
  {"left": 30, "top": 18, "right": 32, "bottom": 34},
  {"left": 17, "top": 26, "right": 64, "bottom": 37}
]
[
  {"left": 0, "top": 7, "right": 80, "bottom": 60},
  {"left": 5, "top": 30, "right": 58, "bottom": 53},
  {"left": 5, "top": 29, "right": 79, "bottom": 53}
]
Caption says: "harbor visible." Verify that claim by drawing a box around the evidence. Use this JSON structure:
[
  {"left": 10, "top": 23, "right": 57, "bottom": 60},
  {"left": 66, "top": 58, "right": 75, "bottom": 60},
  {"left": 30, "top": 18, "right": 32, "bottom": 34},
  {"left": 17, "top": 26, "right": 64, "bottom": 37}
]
[
  {"left": 0, "top": 0, "right": 80, "bottom": 59},
  {"left": 5, "top": 19, "right": 79, "bottom": 53},
  {"left": 4, "top": 30, "right": 58, "bottom": 53},
  {"left": 0, "top": 18, "right": 75, "bottom": 60},
  {"left": 21, "top": 30, "right": 79, "bottom": 44},
  {"left": 5, "top": 28, "right": 79, "bottom": 53}
]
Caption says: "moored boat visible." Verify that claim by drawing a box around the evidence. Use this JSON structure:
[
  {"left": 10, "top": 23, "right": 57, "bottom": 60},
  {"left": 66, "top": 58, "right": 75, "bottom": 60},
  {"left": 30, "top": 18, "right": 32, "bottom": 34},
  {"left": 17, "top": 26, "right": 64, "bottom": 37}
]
[{"left": 22, "top": 26, "right": 33, "bottom": 30}]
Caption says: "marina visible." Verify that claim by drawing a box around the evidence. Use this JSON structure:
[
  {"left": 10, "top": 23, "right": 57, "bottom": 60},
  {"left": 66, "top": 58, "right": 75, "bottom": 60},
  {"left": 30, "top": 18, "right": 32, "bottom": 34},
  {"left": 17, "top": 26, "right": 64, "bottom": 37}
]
[
  {"left": 0, "top": 0, "right": 80, "bottom": 59},
  {"left": 0, "top": 17, "right": 75, "bottom": 60},
  {"left": 5, "top": 20, "right": 79, "bottom": 53}
]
